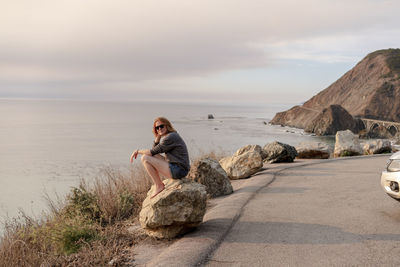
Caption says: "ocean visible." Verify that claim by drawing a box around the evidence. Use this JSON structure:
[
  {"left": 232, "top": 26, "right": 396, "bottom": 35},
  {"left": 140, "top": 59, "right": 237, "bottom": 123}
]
[{"left": 0, "top": 99, "right": 333, "bottom": 228}]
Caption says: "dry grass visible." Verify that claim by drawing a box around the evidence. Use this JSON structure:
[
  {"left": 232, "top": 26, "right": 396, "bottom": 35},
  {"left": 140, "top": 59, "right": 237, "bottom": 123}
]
[
  {"left": 0, "top": 164, "right": 151, "bottom": 267},
  {"left": 0, "top": 150, "right": 230, "bottom": 266},
  {"left": 90, "top": 165, "right": 151, "bottom": 224}
]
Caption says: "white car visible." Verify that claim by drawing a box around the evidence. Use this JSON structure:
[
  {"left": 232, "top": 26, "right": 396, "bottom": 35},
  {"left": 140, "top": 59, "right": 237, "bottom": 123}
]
[{"left": 381, "top": 151, "right": 400, "bottom": 201}]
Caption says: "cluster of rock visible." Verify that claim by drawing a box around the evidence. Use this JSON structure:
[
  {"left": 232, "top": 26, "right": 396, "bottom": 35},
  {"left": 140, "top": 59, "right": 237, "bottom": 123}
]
[
  {"left": 139, "top": 132, "right": 393, "bottom": 239},
  {"left": 334, "top": 129, "right": 392, "bottom": 157},
  {"left": 139, "top": 141, "right": 299, "bottom": 238},
  {"left": 219, "top": 142, "right": 298, "bottom": 179},
  {"left": 139, "top": 157, "right": 234, "bottom": 239}
]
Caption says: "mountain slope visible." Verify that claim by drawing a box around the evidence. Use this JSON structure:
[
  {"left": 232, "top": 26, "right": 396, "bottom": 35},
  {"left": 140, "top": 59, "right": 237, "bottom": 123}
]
[{"left": 271, "top": 49, "right": 400, "bottom": 128}]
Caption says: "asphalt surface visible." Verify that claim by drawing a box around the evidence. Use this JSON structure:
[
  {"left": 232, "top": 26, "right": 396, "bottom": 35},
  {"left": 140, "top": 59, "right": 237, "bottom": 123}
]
[{"left": 146, "top": 155, "right": 400, "bottom": 267}]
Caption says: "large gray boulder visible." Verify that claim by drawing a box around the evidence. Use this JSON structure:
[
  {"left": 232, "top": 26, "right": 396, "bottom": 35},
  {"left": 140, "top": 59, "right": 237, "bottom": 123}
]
[
  {"left": 334, "top": 130, "right": 363, "bottom": 157},
  {"left": 296, "top": 142, "right": 332, "bottom": 159},
  {"left": 188, "top": 158, "right": 233, "bottom": 198},
  {"left": 263, "top": 141, "right": 298, "bottom": 163},
  {"left": 305, "top": 105, "right": 365, "bottom": 136},
  {"left": 362, "top": 139, "right": 392, "bottom": 155},
  {"left": 139, "top": 179, "right": 207, "bottom": 239},
  {"left": 235, "top": 144, "right": 267, "bottom": 160},
  {"left": 219, "top": 150, "right": 263, "bottom": 179}
]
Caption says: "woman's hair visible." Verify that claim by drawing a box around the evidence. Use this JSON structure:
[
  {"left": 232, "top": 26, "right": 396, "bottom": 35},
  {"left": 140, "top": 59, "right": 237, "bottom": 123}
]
[{"left": 152, "top": 117, "right": 176, "bottom": 137}]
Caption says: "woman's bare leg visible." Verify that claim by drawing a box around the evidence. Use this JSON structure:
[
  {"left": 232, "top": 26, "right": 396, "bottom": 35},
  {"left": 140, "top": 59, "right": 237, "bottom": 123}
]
[
  {"left": 141, "top": 155, "right": 172, "bottom": 198},
  {"left": 154, "top": 154, "right": 166, "bottom": 161}
]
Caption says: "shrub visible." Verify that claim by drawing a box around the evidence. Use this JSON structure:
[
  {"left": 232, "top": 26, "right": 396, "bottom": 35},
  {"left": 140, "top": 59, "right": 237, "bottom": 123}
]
[
  {"left": 57, "top": 222, "right": 97, "bottom": 255},
  {"left": 65, "top": 185, "right": 102, "bottom": 223}
]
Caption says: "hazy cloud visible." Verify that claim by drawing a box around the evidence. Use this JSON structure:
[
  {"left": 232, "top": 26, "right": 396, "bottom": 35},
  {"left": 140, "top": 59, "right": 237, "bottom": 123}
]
[{"left": 1, "top": 0, "right": 399, "bottom": 101}]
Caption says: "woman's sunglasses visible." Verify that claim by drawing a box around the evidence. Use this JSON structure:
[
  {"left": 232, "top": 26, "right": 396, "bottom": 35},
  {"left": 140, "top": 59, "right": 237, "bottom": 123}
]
[{"left": 155, "top": 124, "right": 165, "bottom": 131}]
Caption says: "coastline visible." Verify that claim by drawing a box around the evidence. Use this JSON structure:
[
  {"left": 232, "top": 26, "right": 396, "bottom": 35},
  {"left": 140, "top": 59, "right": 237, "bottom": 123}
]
[
  {"left": 0, "top": 142, "right": 394, "bottom": 265},
  {"left": 0, "top": 98, "right": 317, "bottom": 225},
  {"left": 1, "top": 98, "right": 396, "bottom": 265}
]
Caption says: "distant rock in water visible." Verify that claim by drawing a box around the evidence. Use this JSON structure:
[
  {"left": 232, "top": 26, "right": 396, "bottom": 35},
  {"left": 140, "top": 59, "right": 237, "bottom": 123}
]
[
  {"left": 304, "top": 105, "right": 365, "bottom": 135},
  {"left": 271, "top": 49, "right": 400, "bottom": 133},
  {"left": 208, "top": 114, "right": 214, "bottom": 119}
]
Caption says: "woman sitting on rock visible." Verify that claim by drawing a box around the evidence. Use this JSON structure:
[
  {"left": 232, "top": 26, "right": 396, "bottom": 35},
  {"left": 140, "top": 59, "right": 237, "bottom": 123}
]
[{"left": 130, "top": 117, "right": 190, "bottom": 198}]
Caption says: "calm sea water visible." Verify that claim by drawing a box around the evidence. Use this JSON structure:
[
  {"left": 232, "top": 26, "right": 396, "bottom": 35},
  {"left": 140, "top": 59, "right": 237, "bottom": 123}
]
[{"left": 0, "top": 99, "right": 333, "bottom": 228}]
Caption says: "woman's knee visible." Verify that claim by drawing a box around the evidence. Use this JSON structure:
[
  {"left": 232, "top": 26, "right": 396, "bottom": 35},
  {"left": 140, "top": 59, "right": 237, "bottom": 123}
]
[{"left": 141, "top": 154, "right": 150, "bottom": 164}]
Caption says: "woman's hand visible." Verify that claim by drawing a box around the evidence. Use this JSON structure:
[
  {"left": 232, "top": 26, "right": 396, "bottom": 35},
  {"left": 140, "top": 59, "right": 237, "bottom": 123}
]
[
  {"left": 155, "top": 135, "right": 161, "bottom": 143},
  {"left": 130, "top": 149, "right": 152, "bottom": 163},
  {"left": 130, "top": 150, "right": 139, "bottom": 163}
]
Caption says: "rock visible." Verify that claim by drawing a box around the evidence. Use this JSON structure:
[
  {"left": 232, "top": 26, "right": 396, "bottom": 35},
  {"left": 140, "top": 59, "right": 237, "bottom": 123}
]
[
  {"left": 219, "top": 151, "right": 263, "bottom": 179},
  {"left": 295, "top": 142, "right": 332, "bottom": 159},
  {"left": 366, "top": 125, "right": 395, "bottom": 139},
  {"left": 187, "top": 158, "right": 233, "bottom": 198},
  {"left": 234, "top": 144, "right": 267, "bottom": 160},
  {"left": 393, "top": 145, "right": 400, "bottom": 152},
  {"left": 334, "top": 130, "right": 363, "bottom": 157},
  {"left": 139, "top": 179, "right": 207, "bottom": 239},
  {"left": 208, "top": 114, "right": 214, "bottom": 119},
  {"left": 263, "top": 141, "right": 298, "bottom": 163},
  {"left": 305, "top": 105, "right": 365, "bottom": 135},
  {"left": 363, "top": 139, "right": 392, "bottom": 155},
  {"left": 270, "top": 105, "right": 319, "bottom": 129}
]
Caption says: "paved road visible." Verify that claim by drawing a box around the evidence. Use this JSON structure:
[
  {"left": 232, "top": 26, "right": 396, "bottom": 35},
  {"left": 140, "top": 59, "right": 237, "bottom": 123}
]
[{"left": 206, "top": 156, "right": 400, "bottom": 266}]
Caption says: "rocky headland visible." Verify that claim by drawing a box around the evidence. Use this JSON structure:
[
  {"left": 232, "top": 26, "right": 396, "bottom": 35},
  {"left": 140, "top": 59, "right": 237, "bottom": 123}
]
[{"left": 270, "top": 48, "right": 400, "bottom": 139}]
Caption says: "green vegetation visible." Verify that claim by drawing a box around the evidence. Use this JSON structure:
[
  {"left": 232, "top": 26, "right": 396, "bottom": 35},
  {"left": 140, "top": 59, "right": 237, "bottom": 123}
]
[
  {"left": 386, "top": 49, "right": 400, "bottom": 74},
  {"left": 56, "top": 221, "right": 97, "bottom": 255},
  {"left": 66, "top": 186, "right": 102, "bottom": 223},
  {"left": 367, "top": 48, "right": 400, "bottom": 78}
]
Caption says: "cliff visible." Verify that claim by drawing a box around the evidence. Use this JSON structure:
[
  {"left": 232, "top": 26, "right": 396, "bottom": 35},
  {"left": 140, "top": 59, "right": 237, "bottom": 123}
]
[
  {"left": 304, "top": 105, "right": 365, "bottom": 135},
  {"left": 271, "top": 49, "right": 400, "bottom": 129}
]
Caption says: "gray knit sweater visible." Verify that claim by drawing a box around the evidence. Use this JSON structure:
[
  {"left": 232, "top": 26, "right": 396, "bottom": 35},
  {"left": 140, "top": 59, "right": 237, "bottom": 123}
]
[{"left": 150, "top": 132, "right": 190, "bottom": 172}]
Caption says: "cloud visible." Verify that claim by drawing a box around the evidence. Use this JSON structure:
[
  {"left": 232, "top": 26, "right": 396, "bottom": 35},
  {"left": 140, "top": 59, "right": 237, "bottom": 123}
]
[{"left": 0, "top": 0, "right": 399, "bottom": 99}]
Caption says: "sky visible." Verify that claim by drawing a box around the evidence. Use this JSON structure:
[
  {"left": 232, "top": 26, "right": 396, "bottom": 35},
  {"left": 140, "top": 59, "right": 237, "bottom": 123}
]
[{"left": 1, "top": 0, "right": 400, "bottom": 105}]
